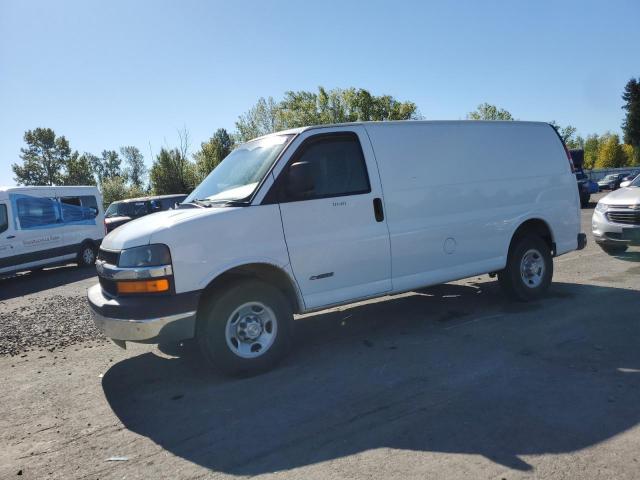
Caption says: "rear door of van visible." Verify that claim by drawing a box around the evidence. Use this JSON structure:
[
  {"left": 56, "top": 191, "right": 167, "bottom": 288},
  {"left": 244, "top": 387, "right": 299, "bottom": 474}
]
[
  {"left": 272, "top": 126, "right": 392, "bottom": 309},
  {"left": 58, "top": 194, "right": 102, "bottom": 247}
]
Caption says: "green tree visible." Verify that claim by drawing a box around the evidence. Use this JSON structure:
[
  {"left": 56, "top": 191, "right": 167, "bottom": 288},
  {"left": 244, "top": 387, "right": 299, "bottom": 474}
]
[
  {"left": 193, "top": 128, "right": 234, "bottom": 180},
  {"left": 12, "top": 128, "right": 71, "bottom": 185},
  {"left": 235, "top": 87, "right": 420, "bottom": 142},
  {"left": 621, "top": 144, "right": 638, "bottom": 166},
  {"left": 595, "top": 133, "right": 625, "bottom": 168},
  {"left": 467, "top": 103, "right": 514, "bottom": 121},
  {"left": 100, "top": 176, "right": 146, "bottom": 208},
  {"left": 278, "top": 87, "right": 419, "bottom": 128},
  {"left": 150, "top": 148, "right": 197, "bottom": 195},
  {"left": 101, "top": 150, "right": 122, "bottom": 180},
  {"left": 235, "top": 97, "right": 281, "bottom": 142},
  {"left": 101, "top": 176, "right": 129, "bottom": 207},
  {"left": 570, "top": 135, "right": 585, "bottom": 150},
  {"left": 120, "top": 146, "right": 146, "bottom": 188},
  {"left": 549, "top": 121, "right": 583, "bottom": 148},
  {"left": 583, "top": 134, "right": 600, "bottom": 170},
  {"left": 91, "top": 150, "right": 122, "bottom": 184},
  {"left": 622, "top": 78, "right": 640, "bottom": 149},
  {"left": 63, "top": 152, "right": 96, "bottom": 185}
]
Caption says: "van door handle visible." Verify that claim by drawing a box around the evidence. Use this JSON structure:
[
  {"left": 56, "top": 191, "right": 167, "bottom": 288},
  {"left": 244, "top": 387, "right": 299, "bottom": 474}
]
[
  {"left": 373, "top": 198, "right": 384, "bottom": 222},
  {"left": 6, "top": 235, "right": 15, "bottom": 239}
]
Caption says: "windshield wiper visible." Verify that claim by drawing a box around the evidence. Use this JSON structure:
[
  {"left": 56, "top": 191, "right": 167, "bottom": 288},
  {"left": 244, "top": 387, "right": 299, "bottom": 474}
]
[
  {"left": 178, "top": 199, "right": 212, "bottom": 208},
  {"left": 205, "top": 199, "right": 250, "bottom": 207},
  {"left": 179, "top": 198, "right": 249, "bottom": 208}
]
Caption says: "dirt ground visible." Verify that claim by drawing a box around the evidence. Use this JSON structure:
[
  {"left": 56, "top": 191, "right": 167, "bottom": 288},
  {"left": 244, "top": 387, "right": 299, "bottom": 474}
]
[{"left": 2, "top": 194, "right": 640, "bottom": 479}]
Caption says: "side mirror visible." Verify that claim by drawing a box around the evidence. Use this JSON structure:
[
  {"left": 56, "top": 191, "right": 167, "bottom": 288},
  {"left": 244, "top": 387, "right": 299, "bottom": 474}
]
[{"left": 286, "top": 161, "right": 315, "bottom": 198}]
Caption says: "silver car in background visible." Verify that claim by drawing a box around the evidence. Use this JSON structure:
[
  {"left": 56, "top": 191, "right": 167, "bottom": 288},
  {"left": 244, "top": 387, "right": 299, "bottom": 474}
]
[
  {"left": 592, "top": 175, "right": 640, "bottom": 254},
  {"left": 620, "top": 173, "right": 640, "bottom": 188}
]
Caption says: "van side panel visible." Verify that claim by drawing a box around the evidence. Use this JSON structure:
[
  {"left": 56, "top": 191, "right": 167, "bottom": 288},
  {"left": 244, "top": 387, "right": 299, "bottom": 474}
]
[{"left": 364, "top": 121, "right": 579, "bottom": 292}]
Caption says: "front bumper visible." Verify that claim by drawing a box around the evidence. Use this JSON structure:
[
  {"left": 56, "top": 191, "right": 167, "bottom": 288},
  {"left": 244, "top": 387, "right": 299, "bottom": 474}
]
[
  {"left": 87, "top": 284, "right": 200, "bottom": 345},
  {"left": 592, "top": 210, "right": 640, "bottom": 246}
]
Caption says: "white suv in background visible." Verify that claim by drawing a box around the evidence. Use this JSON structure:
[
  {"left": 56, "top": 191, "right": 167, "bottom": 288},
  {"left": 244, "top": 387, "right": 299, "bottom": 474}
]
[{"left": 593, "top": 174, "right": 640, "bottom": 254}]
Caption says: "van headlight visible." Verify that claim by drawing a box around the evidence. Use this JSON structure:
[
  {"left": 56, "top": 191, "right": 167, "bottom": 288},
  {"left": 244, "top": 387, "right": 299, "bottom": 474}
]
[
  {"left": 595, "top": 202, "right": 609, "bottom": 213},
  {"left": 118, "top": 244, "right": 172, "bottom": 268}
]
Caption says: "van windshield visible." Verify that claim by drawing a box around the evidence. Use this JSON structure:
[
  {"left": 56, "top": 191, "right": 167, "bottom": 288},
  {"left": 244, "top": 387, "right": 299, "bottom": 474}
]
[{"left": 185, "top": 134, "right": 293, "bottom": 206}]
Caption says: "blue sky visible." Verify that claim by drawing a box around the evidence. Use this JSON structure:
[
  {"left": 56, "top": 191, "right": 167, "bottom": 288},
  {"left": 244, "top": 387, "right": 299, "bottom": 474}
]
[{"left": 1, "top": 0, "right": 639, "bottom": 186}]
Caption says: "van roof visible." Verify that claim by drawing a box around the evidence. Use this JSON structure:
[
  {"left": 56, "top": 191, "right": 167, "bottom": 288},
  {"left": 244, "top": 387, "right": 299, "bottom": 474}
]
[
  {"left": 252, "top": 120, "right": 552, "bottom": 141},
  {"left": 0, "top": 185, "right": 99, "bottom": 192}
]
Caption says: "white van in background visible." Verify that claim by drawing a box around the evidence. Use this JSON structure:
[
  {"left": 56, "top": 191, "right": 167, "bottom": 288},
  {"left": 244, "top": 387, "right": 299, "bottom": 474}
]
[
  {"left": 0, "top": 186, "right": 104, "bottom": 276},
  {"left": 88, "top": 121, "right": 585, "bottom": 375}
]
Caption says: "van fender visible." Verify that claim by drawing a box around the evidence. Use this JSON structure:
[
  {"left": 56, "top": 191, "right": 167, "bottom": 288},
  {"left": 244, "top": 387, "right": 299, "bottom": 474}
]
[
  {"left": 197, "top": 256, "right": 305, "bottom": 311},
  {"left": 504, "top": 214, "right": 556, "bottom": 256}
]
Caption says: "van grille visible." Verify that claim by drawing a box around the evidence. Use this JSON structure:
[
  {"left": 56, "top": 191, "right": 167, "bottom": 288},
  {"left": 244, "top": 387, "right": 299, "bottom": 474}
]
[
  {"left": 97, "top": 248, "right": 119, "bottom": 266},
  {"left": 607, "top": 211, "right": 640, "bottom": 225}
]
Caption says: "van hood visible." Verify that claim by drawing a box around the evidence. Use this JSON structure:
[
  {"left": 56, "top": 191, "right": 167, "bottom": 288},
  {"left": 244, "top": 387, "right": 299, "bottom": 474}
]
[
  {"left": 600, "top": 187, "right": 640, "bottom": 206},
  {"left": 101, "top": 206, "right": 237, "bottom": 250}
]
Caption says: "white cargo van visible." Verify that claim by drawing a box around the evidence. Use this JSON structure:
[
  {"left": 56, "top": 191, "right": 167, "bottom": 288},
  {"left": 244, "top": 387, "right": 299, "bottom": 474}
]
[
  {"left": 88, "top": 121, "right": 585, "bottom": 375},
  {"left": 0, "top": 186, "right": 104, "bottom": 276}
]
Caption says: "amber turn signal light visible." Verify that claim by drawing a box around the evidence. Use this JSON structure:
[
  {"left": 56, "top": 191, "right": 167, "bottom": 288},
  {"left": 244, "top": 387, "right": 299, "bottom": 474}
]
[{"left": 116, "top": 279, "right": 169, "bottom": 294}]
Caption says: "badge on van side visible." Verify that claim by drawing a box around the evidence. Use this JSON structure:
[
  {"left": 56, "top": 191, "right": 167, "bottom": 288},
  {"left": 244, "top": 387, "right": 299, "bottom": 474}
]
[{"left": 310, "top": 272, "right": 334, "bottom": 280}]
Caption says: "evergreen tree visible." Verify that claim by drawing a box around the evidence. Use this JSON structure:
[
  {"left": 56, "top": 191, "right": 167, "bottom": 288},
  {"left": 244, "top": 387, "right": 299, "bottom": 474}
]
[
  {"left": 63, "top": 152, "right": 96, "bottom": 185},
  {"left": 12, "top": 128, "right": 71, "bottom": 185}
]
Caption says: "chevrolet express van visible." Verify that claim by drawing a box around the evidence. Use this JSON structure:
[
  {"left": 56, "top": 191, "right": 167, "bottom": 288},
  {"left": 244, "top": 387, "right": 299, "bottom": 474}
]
[
  {"left": 88, "top": 121, "right": 586, "bottom": 375},
  {"left": 0, "top": 186, "right": 103, "bottom": 276}
]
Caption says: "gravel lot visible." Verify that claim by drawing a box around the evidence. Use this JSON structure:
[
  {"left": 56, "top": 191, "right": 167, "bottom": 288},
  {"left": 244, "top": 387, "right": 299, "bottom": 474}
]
[
  {"left": 2, "top": 193, "right": 640, "bottom": 480},
  {"left": 0, "top": 267, "right": 103, "bottom": 356}
]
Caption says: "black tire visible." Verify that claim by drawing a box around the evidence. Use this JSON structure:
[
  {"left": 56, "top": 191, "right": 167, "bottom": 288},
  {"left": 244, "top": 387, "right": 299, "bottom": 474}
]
[
  {"left": 197, "top": 279, "right": 293, "bottom": 376},
  {"left": 77, "top": 242, "right": 96, "bottom": 267},
  {"left": 598, "top": 243, "right": 628, "bottom": 255},
  {"left": 498, "top": 235, "right": 553, "bottom": 302}
]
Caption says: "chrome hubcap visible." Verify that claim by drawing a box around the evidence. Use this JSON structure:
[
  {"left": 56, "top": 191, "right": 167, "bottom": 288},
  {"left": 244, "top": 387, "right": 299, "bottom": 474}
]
[
  {"left": 520, "top": 248, "right": 545, "bottom": 288},
  {"left": 225, "top": 302, "right": 277, "bottom": 358}
]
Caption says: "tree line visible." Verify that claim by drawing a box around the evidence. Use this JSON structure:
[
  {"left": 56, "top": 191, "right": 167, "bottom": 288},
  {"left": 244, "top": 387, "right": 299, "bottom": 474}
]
[
  {"left": 11, "top": 86, "right": 418, "bottom": 205},
  {"left": 11, "top": 81, "right": 640, "bottom": 206}
]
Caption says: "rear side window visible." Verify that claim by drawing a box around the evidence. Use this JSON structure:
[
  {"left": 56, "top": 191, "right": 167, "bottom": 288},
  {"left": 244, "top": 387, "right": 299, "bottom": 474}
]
[
  {"left": 16, "top": 196, "right": 61, "bottom": 229},
  {"left": 80, "top": 196, "right": 99, "bottom": 217},
  {"left": 282, "top": 133, "right": 370, "bottom": 201},
  {"left": 0, "top": 204, "right": 8, "bottom": 233},
  {"left": 60, "top": 196, "right": 97, "bottom": 221}
]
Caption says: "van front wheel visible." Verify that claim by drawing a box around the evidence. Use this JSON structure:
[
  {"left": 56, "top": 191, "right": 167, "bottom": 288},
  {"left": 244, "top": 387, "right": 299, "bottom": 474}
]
[
  {"left": 498, "top": 235, "right": 553, "bottom": 302},
  {"left": 197, "top": 279, "right": 293, "bottom": 376}
]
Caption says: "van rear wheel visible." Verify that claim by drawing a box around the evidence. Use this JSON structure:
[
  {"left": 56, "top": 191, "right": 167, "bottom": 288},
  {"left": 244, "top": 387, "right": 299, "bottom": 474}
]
[
  {"left": 77, "top": 242, "right": 96, "bottom": 267},
  {"left": 197, "top": 279, "right": 293, "bottom": 376},
  {"left": 498, "top": 235, "right": 553, "bottom": 302}
]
